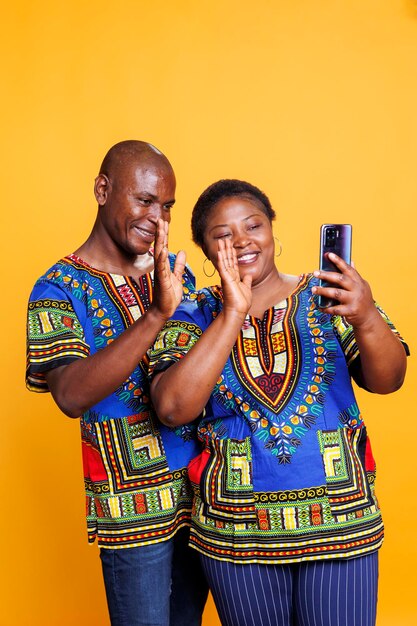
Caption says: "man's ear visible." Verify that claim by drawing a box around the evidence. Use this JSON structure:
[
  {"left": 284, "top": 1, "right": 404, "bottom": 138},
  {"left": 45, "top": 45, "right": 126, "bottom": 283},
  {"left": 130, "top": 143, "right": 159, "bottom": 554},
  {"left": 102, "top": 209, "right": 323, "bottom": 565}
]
[{"left": 94, "top": 174, "right": 110, "bottom": 206}]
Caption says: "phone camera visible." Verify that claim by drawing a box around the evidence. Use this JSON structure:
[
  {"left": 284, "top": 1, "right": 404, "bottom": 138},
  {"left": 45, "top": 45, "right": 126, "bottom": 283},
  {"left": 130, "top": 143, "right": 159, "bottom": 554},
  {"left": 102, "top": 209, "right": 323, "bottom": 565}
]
[{"left": 325, "top": 227, "right": 337, "bottom": 247}]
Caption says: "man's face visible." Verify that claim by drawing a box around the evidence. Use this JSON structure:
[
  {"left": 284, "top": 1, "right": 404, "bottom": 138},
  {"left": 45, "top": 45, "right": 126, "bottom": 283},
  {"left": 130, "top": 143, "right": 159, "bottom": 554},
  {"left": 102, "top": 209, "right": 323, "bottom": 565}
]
[{"left": 96, "top": 161, "right": 176, "bottom": 257}]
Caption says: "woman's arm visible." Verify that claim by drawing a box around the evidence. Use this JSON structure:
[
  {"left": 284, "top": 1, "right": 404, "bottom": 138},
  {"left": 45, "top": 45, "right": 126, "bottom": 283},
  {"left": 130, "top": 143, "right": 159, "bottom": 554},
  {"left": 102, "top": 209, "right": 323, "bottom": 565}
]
[
  {"left": 313, "top": 254, "right": 407, "bottom": 394},
  {"left": 46, "top": 219, "right": 187, "bottom": 417},
  {"left": 151, "top": 239, "right": 252, "bottom": 426}
]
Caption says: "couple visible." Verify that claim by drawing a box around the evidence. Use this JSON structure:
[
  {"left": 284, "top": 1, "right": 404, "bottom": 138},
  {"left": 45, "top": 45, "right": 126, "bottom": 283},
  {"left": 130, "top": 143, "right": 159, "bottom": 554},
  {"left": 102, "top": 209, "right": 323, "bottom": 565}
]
[{"left": 27, "top": 140, "right": 408, "bottom": 626}]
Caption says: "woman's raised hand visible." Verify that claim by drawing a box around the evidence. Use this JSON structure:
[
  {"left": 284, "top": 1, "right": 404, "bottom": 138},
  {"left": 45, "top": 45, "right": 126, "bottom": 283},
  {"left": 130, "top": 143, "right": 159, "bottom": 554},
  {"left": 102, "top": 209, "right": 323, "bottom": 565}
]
[
  {"left": 313, "top": 253, "right": 378, "bottom": 328},
  {"left": 217, "top": 238, "right": 252, "bottom": 319}
]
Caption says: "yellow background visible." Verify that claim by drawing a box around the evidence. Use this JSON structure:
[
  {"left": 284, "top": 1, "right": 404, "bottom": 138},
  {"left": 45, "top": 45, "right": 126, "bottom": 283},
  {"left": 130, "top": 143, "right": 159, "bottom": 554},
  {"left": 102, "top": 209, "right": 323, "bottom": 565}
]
[{"left": 1, "top": 1, "right": 416, "bottom": 624}]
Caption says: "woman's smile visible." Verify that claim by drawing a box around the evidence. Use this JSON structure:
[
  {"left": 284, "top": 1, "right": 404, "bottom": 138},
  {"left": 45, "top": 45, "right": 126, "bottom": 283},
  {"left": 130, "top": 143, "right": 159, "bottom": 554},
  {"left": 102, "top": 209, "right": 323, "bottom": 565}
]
[
  {"left": 204, "top": 196, "right": 277, "bottom": 286},
  {"left": 236, "top": 251, "right": 260, "bottom": 265}
]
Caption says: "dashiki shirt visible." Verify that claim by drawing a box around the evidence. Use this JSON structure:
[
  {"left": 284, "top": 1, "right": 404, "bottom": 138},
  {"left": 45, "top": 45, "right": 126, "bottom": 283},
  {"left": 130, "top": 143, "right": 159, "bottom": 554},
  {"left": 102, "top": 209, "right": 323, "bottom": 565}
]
[
  {"left": 150, "top": 274, "right": 408, "bottom": 564},
  {"left": 26, "top": 254, "right": 198, "bottom": 549}
]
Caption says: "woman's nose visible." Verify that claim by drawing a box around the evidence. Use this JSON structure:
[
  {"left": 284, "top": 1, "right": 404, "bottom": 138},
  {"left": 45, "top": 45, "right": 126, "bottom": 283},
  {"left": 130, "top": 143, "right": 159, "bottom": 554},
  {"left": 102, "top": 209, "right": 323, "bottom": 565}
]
[{"left": 233, "top": 232, "right": 249, "bottom": 248}]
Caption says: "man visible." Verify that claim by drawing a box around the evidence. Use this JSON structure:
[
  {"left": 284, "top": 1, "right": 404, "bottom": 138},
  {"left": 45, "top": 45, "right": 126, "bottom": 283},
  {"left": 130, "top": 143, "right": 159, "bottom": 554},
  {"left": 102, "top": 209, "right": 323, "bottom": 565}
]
[{"left": 26, "top": 141, "right": 208, "bottom": 626}]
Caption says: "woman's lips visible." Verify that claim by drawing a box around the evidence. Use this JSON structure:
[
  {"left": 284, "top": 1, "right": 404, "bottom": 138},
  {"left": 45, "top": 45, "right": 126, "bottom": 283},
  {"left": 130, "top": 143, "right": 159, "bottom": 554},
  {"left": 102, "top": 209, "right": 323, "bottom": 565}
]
[{"left": 237, "top": 252, "right": 259, "bottom": 265}]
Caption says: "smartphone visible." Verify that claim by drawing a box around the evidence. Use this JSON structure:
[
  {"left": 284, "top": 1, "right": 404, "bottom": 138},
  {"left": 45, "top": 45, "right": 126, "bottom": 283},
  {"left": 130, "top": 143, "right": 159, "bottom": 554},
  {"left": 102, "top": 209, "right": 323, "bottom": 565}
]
[{"left": 317, "top": 224, "right": 352, "bottom": 308}]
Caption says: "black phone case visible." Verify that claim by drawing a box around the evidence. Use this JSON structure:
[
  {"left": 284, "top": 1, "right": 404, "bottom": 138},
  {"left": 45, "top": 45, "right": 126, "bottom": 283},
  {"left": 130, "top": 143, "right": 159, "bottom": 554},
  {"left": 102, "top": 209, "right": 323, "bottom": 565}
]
[{"left": 318, "top": 224, "right": 352, "bottom": 308}]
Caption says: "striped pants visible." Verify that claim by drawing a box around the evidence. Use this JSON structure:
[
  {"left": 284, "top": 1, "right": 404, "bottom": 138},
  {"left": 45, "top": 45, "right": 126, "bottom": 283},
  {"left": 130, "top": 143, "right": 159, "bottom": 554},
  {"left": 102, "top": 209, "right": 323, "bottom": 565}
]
[{"left": 201, "top": 552, "right": 378, "bottom": 626}]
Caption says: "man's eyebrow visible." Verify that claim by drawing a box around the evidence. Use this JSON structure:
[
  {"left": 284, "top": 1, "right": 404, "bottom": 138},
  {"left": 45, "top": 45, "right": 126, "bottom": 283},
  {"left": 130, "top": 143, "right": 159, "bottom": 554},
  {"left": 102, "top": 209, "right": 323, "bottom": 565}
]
[
  {"left": 134, "top": 191, "right": 157, "bottom": 198},
  {"left": 133, "top": 193, "right": 175, "bottom": 204}
]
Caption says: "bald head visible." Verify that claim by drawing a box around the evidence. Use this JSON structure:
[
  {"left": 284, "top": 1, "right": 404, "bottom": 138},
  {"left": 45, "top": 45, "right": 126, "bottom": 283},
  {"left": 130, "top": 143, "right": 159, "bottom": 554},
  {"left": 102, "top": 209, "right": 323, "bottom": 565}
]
[
  {"left": 99, "top": 140, "right": 173, "bottom": 181},
  {"left": 91, "top": 140, "right": 176, "bottom": 260}
]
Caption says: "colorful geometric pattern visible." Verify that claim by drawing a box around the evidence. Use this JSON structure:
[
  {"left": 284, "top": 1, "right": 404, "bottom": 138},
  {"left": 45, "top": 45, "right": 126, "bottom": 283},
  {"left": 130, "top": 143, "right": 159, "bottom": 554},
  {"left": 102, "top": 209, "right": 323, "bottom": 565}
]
[
  {"left": 189, "top": 431, "right": 383, "bottom": 563},
  {"left": 151, "top": 274, "right": 408, "bottom": 563},
  {"left": 27, "top": 299, "right": 89, "bottom": 389},
  {"left": 151, "top": 319, "right": 203, "bottom": 368},
  {"left": 200, "top": 437, "right": 255, "bottom": 523},
  {"left": 318, "top": 427, "right": 376, "bottom": 517},
  {"left": 331, "top": 303, "right": 406, "bottom": 366},
  {"left": 220, "top": 287, "right": 339, "bottom": 463},
  {"left": 27, "top": 254, "right": 198, "bottom": 548}
]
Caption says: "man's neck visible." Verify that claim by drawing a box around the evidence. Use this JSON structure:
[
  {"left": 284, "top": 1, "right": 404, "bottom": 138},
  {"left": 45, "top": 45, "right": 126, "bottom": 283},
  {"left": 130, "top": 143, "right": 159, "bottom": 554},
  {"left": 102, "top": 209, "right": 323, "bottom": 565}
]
[{"left": 74, "top": 231, "right": 155, "bottom": 278}]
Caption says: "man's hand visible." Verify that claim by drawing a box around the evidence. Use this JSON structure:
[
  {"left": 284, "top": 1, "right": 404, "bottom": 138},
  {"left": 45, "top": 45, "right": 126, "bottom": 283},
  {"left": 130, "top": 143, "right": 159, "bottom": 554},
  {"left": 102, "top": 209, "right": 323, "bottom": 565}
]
[{"left": 151, "top": 218, "right": 187, "bottom": 321}]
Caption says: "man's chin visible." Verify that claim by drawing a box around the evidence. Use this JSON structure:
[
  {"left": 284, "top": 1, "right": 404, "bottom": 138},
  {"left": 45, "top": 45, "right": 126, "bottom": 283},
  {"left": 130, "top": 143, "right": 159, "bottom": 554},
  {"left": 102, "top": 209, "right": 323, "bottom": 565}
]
[{"left": 125, "top": 239, "right": 154, "bottom": 257}]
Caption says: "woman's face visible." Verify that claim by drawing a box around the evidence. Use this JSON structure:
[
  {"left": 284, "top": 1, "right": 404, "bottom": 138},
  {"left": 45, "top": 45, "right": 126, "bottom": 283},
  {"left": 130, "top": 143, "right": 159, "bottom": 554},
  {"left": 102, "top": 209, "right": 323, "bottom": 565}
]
[{"left": 203, "top": 195, "right": 276, "bottom": 287}]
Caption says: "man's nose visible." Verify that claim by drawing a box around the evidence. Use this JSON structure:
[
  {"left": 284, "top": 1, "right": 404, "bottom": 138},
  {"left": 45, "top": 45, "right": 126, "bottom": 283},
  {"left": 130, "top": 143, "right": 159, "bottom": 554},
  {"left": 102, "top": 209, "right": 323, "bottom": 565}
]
[{"left": 147, "top": 203, "right": 162, "bottom": 222}]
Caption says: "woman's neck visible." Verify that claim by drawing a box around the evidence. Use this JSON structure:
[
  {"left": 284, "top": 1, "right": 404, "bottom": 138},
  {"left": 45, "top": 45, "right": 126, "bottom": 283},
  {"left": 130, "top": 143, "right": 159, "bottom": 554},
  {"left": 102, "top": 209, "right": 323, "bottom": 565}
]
[{"left": 248, "top": 270, "right": 299, "bottom": 319}]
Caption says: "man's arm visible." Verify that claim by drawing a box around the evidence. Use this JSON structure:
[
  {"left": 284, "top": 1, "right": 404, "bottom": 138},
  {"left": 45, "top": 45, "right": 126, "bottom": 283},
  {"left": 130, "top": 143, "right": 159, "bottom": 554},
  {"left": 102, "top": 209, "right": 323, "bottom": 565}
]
[{"left": 46, "top": 219, "right": 186, "bottom": 417}]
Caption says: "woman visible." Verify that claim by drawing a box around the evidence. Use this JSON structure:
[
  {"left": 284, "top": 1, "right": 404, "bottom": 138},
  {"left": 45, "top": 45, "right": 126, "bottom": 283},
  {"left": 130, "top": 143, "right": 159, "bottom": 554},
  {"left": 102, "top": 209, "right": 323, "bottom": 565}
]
[{"left": 149, "top": 179, "right": 408, "bottom": 626}]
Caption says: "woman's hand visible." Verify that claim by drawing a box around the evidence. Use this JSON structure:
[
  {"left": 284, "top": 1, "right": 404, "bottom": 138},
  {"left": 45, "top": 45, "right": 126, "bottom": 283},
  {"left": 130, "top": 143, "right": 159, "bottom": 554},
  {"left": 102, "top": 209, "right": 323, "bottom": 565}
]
[
  {"left": 313, "top": 253, "right": 378, "bottom": 329},
  {"left": 151, "top": 238, "right": 253, "bottom": 427},
  {"left": 217, "top": 238, "right": 252, "bottom": 319},
  {"left": 313, "top": 253, "right": 406, "bottom": 393}
]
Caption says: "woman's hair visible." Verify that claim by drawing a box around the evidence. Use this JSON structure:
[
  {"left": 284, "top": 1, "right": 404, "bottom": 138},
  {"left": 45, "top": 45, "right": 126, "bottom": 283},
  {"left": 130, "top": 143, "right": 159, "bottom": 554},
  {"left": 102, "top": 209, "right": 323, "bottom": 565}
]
[{"left": 191, "top": 179, "right": 276, "bottom": 248}]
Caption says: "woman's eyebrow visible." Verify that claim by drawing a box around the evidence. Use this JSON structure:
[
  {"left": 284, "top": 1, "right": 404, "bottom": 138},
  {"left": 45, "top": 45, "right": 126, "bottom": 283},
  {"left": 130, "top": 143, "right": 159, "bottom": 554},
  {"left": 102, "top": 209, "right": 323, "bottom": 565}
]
[{"left": 209, "top": 214, "right": 261, "bottom": 232}]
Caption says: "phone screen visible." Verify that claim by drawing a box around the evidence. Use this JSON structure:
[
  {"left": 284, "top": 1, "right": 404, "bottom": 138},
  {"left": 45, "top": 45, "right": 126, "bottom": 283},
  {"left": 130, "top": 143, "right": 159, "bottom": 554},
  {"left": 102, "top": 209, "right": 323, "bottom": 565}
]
[{"left": 318, "top": 224, "right": 352, "bottom": 307}]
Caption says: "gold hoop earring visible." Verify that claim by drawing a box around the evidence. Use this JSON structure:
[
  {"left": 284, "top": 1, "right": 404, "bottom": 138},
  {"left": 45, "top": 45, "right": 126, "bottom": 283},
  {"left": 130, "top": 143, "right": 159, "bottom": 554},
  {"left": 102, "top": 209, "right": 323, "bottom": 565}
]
[
  {"left": 203, "top": 258, "right": 216, "bottom": 277},
  {"left": 274, "top": 236, "right": 283, "bottom": 258}
]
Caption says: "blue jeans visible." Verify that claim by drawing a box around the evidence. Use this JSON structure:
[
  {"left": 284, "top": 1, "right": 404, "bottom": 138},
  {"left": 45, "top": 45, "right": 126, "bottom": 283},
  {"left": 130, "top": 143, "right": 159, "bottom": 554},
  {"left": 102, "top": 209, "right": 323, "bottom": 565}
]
[{"left": 100, "top": 527, "right": 208, "bottom": 626}]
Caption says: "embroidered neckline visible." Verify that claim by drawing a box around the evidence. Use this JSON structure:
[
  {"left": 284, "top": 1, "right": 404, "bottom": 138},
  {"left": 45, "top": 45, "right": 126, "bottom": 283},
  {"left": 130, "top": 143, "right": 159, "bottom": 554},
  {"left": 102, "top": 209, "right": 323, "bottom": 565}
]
[{"left": 65, "top": 252, "right": 155, "bottom": 281}]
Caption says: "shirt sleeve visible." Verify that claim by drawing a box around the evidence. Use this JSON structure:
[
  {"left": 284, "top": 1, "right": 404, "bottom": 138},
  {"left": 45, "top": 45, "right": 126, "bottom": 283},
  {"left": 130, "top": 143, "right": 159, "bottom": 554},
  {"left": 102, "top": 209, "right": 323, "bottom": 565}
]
[
  {"left": 183, "top": 263, "right": 196, "bottom": 292},
  {"left": 149, "top": 292, "right": 211, "bottom": 378},
  {"left": 26, "top": 281, "right": 90, "bottom": 392},
  {"left": 331, "top": 302, "right": 410, "bottom": 367}
]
